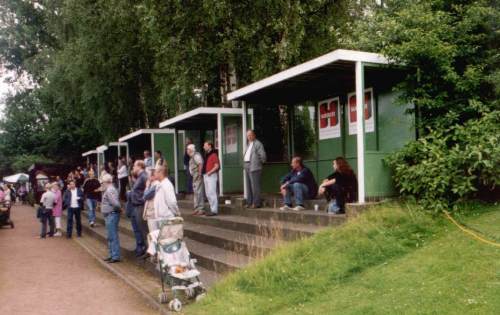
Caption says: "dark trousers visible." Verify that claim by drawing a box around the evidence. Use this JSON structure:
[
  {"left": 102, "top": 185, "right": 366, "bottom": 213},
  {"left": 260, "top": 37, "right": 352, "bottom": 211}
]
[
  {"left": 40, "top": 209, "right": 55, "bottom": 238},
  {"left": 186, "top": 169, "right": 193, "bottom": 193},
  {"left": 67, "top": 207, "right": 82, "bottom": 237},
  {"left": 130, "top": 205, "right": 147, "bottom": 253},
  {"left": 119, "top": 177, "right": 128, "bottom": 201},
  {"left": 325, "top": 184, "right": 345, "bottom": 210},
  {"left": 244, "top": 165, "right": 262, "bottom": 207}
]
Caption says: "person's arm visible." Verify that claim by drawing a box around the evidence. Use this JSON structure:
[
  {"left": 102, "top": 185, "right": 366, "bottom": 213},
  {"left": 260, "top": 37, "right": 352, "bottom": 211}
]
[
  {"left": 162, "top": 181, "right": 180, "bottom": 216},
  {"left": 257, "top": 141, "right": 267, "bottom": 164},
  {"left": 108, "top": 188, "right": 121, "bottom": 210},
  {"left": 207, "top": 155, "right": 220, "bottom": 175},
  {"left": 287, "top": 169, "right": 309, "bottom": 185},
  {"left": 320, "top": 178, "right": 336, "bottom": 188},
  {"left": 143, "top": 184, "right": 157, "bottom": 201}
]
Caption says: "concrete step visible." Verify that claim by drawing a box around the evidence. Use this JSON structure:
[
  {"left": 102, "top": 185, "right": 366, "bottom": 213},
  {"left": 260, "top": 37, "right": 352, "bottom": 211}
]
[
  {"left": 73, "top": 212, "right": 251, "bottom": 274},
  {"left": 179, "top": 207, "right": 321, "bottom": 241},
  {"left": 178, "top": 199, "right": 346, "bottom": 227},
  {"left": 90, "top": 211, "right": 278, "bottom": 258}
]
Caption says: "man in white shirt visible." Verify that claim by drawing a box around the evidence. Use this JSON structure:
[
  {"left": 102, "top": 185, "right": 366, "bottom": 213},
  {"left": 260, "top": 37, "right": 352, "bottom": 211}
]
[
  {"left": 243, "top": 130, "right": 267, "bottom": 208},
  {"left": 117, "top": 157, "right": 129, "bottom": 201},
  {"left": 63, "top": 180, "right": 84, "bottom": 238},
  {"left": 151, "top": 165, "right": 179, "bottom": 230}
]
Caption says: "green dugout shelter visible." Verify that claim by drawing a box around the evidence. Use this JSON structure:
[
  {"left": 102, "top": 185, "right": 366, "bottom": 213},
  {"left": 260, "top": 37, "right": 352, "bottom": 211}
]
[
  {"left": 227, "top": 49, "right": 414, "bottom": 203},
  {"left": 95, "top": 142, "right": 129, "bottom": 176},
  {"left": 81, "top": 149, "right": 98, "bottom": 167},
  {"left": 159, "top": 107, "right": 254, "bottom": 196},
  {"left": 118, "top": 128, "right": 177, "bottom": 181}
]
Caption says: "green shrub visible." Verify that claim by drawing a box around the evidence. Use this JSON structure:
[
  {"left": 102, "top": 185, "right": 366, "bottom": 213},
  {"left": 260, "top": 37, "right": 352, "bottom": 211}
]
[{"left": 386, "top": 109, "right": 500, "bottom": 213}]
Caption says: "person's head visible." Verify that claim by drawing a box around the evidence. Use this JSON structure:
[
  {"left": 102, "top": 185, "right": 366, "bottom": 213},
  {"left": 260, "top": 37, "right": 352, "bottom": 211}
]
[
  {"left": 185, "top": 138, "right": 193, "bottom": 146},
  {"left": 186, "top": 144, "right": 196, "bottom": 157},
  {"left": 203, "top": 141, "right": 214, "bottom": 153},
  {"left": 246, "top": 130, "right": 256, "bottom": 142},
  {"left": 144, "top": 150, "right": 151, "bottom": 158},
  {"left": 154, "top": 150, "right": 162, "bottom": 159},
  {"left": 133, "top": 160, "right": 145, "bottom": 175},
  {"left": 45, "top": 183, "right": 52, "bottom": 191},
  {"left": 101, "top": 174, "right": 113, "bottom": 187},
  {"left": 88, "top": 169, "right": 95, "bottom": 178},
  {"left": 56, "top": 176, "right": 61, "bottom": 180},
  {"left": 68, "top": 180, "right": 76, "bottom": 190},
  {"left": 51, "top": 182, "right": 60, "bottom": 191},
  {"left": 155, "top": 165, "right": 168, "bottom": 180},
  {"left": 291, "top": 156, "right": 304, "bottom": 171},
  {"left": 333, "top": 157, "right": 354, "bottom": 175},
  {"left": 107, "top": 161, "right": 114, "bottom": 168}
]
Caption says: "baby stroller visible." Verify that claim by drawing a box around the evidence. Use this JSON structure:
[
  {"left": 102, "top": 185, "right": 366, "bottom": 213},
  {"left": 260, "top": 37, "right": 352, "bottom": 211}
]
[
  {"left": 147, "top": 217, "right": 206, "bottom": 312},
  {"left": 0, "top": 201, "right": 14, "bottom": 229}
]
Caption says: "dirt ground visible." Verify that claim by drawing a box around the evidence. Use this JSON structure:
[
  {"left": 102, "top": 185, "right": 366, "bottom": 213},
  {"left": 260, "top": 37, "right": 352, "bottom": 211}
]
[{"left": 0, "top": 204, "right": 158, "bottom": 315}]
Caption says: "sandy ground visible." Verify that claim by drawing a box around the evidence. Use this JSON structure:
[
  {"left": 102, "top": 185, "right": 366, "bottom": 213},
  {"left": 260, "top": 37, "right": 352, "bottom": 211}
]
[{"left": 0, "top": 204, "right": 158, "bottom": 315}]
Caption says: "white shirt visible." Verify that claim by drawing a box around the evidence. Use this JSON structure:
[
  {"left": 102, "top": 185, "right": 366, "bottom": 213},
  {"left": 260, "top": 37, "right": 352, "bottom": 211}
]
[
  {"left": 117, "top": 165, "right": 128, "bottom": 179},
  {"left": 244, "top": 141, "right": 254, "bottom": 162},
  {"left": 153, "top": 178, "right": 179, "bottom": 219},
  {"left": 70, "top": 189, "right": 79, "bottom": 208}
]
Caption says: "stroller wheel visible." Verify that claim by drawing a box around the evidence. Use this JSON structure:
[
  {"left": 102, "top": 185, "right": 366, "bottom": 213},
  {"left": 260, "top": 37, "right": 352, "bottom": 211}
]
[
  {"left": 158, "top": 292, "right": 168, "bottom": 304},
  {"left": 169, "top": 298, "right": 182, "bottom": 312},
  {"left": 195, "top": 292, "right": 207, "bottom": 302}
]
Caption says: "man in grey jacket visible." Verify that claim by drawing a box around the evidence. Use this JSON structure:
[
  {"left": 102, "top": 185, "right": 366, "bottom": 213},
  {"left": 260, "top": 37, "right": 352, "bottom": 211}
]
[
  {"left": 243, "top": 130, "right": 267, "bottom": 208},
  {"left": 101, "top": 174, "right": 121, "bottom": 263}
]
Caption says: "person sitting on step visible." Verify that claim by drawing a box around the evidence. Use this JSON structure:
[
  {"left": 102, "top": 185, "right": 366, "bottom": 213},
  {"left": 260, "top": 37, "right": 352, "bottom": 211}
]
[
  {"left": 318, "top": 157, "right": 358, "bottom": 214},
  {"left": 279, "top": 156, "right": 318, "bottom": 211}
]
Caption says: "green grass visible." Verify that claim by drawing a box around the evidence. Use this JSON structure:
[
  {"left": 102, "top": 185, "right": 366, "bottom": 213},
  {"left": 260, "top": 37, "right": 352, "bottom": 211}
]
[{"left": 186, "top": 202, "right": 500, "bottom": 315}]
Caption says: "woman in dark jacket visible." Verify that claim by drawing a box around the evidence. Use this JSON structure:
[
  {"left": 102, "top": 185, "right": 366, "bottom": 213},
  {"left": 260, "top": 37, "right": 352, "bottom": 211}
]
[{"left": 318, "top": 157, "right": 357, "bottom": 214}]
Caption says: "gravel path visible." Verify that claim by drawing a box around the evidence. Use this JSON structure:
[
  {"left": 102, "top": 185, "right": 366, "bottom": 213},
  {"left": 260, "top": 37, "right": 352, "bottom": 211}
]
[{"left": 0, "top": 204, "right": 157, "bottom": 315}]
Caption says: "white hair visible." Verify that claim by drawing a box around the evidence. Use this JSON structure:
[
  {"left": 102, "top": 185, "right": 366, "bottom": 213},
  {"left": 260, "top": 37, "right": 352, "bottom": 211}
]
[
  {"left": 187, "top": 144, "right": 196, "bottom": 151},
  {"left": 101, "top": 174, "right": 113, "bottom": 183}
]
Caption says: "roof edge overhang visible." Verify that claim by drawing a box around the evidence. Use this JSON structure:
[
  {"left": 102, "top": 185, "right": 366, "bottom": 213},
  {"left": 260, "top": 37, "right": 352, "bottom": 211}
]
[
  {"left": 227, "top": 49, "right": 391, "bottom": 102},
  {"left": 159, "top": 107, "right": 245, "bottom": 129},
  {"left": 118, "top": 128, "right": 175, "bottom": 143},
  {"left": 96, "top": 145, "right": 108, "bottom": 153},
  {"left": 81, "top": 150, "right": 98, "bottom": 157}
]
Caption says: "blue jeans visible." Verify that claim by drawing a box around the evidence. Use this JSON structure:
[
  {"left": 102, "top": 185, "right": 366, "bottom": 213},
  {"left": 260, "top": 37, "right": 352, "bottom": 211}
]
[
  {"left": 105, "top": 212, "right": 121, "bottom": 260},
  {"left": 284, "top": 183, "right": 309, "bottom": 207},
  {"left": 86, "top": 198, "right": 97, "bottom": 223},
  {"left": 328, "top": 200, "right": 341, "bottom": 214},
  {"left": 129, "top": 205, "right": 146, "bottom": 253}
]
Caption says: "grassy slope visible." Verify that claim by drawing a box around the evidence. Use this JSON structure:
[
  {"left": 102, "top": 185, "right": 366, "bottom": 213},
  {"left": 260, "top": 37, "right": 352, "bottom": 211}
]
[{"left": 187, "top": 202, "right": 500, "bottom": 315}]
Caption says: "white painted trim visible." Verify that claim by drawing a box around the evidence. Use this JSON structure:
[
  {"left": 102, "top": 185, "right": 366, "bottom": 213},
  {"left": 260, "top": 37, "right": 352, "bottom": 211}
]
[
  {"left": 227, "top": 49, "right": 390, "bottom": 101},
  {"left": 159, "top": 107, "right": 245, "bottom": 128},
  {"left": 355, "top": 61, "right": 366, "bottom": 203},
  {"left": 217, "top": 113, "right": 223, "bottom": 196},
  {"left": 174, "top": 129, "right": 179, "bottom": 194},
  {"left": 118, "top": 128, "right": 175, "bottom": 142},
  {"left": 81, "top": 150, "right": 98, "bottom": 157},
  {"left": 96, "top": 145, "right": 108, "bottom": 153},
  {"left": 242, "top": 102, "right": 248, "bottom": 199},
  {"left": 150, "top": 133, "right": 155, "bottom": 166}
]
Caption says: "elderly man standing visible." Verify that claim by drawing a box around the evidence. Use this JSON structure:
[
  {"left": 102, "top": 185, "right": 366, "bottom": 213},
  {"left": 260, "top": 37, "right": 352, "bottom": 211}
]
[
  {"left": 101, "top": 174, "right": 122, "bottom": 263},
  {"left": 243, "top": 130, "right": 267, "bottom": 208},
  {"left": 129, "top": 160, "right": 148, "bottom": 256},
  {"left": 187, "top": 144, "right": 205, "bottom": 215}
]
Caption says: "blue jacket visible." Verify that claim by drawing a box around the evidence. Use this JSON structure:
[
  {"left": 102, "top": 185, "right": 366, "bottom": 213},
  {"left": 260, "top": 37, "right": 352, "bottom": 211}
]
[
  {"left": 63, "top": 188, "right": 84, "bottom": 209},
  {"left": 130, "top": 170, "right": 148, "bottom": 206},
  {"left": 281, "top": 166, "right": 318, "bottom": 199}
]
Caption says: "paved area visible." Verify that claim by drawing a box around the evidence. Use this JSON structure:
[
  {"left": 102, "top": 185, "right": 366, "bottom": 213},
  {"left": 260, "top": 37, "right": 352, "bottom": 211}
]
[{"left": 0, "top": 205, "right": 157, "bottom": 315}]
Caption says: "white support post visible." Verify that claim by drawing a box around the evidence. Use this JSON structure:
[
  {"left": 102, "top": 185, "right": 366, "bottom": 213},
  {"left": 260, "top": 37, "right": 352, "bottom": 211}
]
[
  {"left": 242, "top": 102, "right": 248, "bottom": 199},
  {"left": 217, "top": 113, "right": 223, "bottom": 196},
  {"left": 150, "top": 133, "right": 156, "bottom": 166},
  {"left": 118, "top": 145, "right": 121, "bottom": 159},
  {"left": 355, "top": 61, "right": 366, "bottom": 203},
  {"left": 174, "top": 129, "right": 179, "bottom": 194}
]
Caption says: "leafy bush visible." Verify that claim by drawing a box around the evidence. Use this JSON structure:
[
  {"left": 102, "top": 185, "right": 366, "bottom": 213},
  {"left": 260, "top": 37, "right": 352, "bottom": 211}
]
[{"left": 386, "top": 108, "right": 499, "bottom": 213}]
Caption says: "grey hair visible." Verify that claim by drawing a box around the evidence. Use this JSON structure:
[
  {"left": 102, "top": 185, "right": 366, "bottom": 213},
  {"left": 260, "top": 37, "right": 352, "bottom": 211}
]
[
  {"left": 187, "top": 144, "right": 196, "bottom": 151},
  {"left": 101, "top": 174, "right": 113, "bottom": 183}
]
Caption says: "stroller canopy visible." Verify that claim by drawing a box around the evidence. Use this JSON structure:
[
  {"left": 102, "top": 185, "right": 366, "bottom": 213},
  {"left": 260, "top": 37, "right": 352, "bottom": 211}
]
[{"left": 3, "top": 173, "right": 29, "bottom": 184}]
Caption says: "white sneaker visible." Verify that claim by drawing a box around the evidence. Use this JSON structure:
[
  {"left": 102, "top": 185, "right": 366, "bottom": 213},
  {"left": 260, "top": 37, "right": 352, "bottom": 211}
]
[
  {"left": 279, "top": 205, "right": 292, "bottom": 211},
  {"left": 293, "top": 205, "right": 305, "bottom": 211},
  {"left": 54, "top": 231, "right": 62, "bottom": 237}
]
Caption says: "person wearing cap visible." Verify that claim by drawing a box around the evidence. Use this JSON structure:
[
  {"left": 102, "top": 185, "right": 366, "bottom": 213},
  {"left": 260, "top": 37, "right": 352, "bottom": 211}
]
[
  {"left": 187, "top": 144, "right": 204, "bottom": 215},
  {"left": 51, "top": 182, "right": 63, "bottom": 237},
  {"left": 101, "top": 174, "right": 122, "bottom": 263}
]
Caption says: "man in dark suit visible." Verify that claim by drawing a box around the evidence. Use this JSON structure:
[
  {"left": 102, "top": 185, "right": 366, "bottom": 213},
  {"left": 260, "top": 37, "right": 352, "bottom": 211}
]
[
  {"left": 63, "top": 180, "right": 85, "bottom": 238},
  {"left": 243, "top": 130, "right": 267, "bottom": 208}
]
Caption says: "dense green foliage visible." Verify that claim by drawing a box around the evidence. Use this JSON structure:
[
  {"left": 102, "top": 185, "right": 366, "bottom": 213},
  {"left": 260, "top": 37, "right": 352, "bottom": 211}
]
[
  {"left": 0, "top": 0, "right": 359, "bottom": 175},
  {"left": 187, "top": 202, "right": 500, "bottom": 314},
  {"left": 347, "top": 0, "right": 500, "bottom": 211}
]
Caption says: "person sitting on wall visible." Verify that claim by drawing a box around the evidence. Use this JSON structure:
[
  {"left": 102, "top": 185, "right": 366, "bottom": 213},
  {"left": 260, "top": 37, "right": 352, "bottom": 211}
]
[
  {"left": 318, "top": 157, "right": 358, "bottom": 214},
  {"left": 279, "top": 156, "right": 318, "bottom": 211}
]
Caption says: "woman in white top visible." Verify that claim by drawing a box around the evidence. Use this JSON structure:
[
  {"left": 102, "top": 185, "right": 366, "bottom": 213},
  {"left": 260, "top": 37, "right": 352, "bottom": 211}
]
[{"left": 117, "top": 158, "right": 129, "bottom": 201}]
